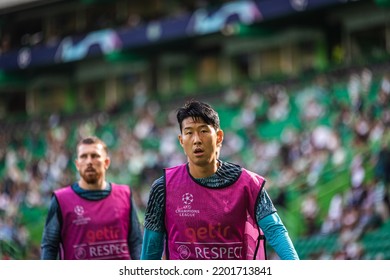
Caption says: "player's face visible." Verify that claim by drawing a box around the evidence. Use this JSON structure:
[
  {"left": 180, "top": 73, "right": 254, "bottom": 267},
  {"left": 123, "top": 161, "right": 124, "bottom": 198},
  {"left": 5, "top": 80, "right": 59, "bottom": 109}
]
[
  {"left": 178, "top": 117, "right": 223, "bottom": 174},
  {"left": 75, "top": 143, "right": 110, "bottom": 185}
]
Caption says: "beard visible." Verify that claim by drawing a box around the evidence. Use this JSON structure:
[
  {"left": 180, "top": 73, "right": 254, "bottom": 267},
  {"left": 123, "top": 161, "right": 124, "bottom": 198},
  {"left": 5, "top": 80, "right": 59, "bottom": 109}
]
[{"left": 80, "top": 168, "right": 101, "bottom": 184}]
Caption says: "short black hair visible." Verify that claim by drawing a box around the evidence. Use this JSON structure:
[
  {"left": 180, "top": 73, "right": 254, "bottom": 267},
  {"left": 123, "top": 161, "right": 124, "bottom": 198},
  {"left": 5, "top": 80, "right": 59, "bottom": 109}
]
[{"left": 176, "top": 99, "right": 220, "bottom": 132}]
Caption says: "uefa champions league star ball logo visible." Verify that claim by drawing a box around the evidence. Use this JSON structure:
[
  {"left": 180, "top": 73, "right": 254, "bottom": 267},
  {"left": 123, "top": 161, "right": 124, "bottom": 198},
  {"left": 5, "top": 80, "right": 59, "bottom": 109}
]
[
  {"left": 176, "top": 193, "right": 200, "bottom": 217},
  {"left": 182, "top": 193, "right": 194, "bottom": 205},
  {"left": 72, "top": 205, "right": 91, "bottom": 225},
  {"left": 74, "top": 205, "right": 84, "bottom": 216}
]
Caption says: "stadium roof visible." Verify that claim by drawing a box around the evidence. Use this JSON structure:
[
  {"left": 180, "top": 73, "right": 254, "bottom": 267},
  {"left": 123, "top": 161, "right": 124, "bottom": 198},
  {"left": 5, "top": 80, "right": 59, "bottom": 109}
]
[{"left": 0, "top": 0, "right": 63, "bottom": 14}]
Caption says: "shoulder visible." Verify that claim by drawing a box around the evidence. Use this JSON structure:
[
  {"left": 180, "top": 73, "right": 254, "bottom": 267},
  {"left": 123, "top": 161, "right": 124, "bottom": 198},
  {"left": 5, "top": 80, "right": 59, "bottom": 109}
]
[
  {"left": 54, "top": 185, "right": 72, "bottom": 194},
  {"left": 48, "top": 194, "right": 60, "bottom": 211},
  {"left": 144, "top": 175, "right": 166, "bottom": 232},
  {"left": 164, "top": 163, "right": 187, "bottom": 178},
  {"left": 111, "top": 183, "right": 131, "bottom": 194},
  {"left": 111, "top": 183, "right": 130, "bottom": 188},
  {"left": 217, "top": 161, "right": 242, "bottom": 181},
  {"left": 241, "top": 168, "right": 266, "bottom": 187},
  {"left": 219, "top": 161, "right": 242, "bottom": 173},
  {"left": 53, "top": 185, "right": 74, "bottom": 200},
  {"left": 149, "top": 176, "right": 165, "bottom": 199}
]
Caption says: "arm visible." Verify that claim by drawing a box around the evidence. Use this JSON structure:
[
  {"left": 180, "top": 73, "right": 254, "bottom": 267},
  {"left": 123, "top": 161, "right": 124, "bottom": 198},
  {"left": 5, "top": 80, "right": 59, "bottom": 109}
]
[
  {"left": 40, "top": 196, "right": 61, "bottom": 260},
  {"left": 256, "top": 188, "right": 299, "bottom": 260},
  {"left": 141, "top": 176, "right": 166, "bottom": 260},
  {"left": 128, "top": 196, "right": 143, "bottom": 260},
  {"left": 259, "top": 213, "right": 299, "bottom": 260},
  {"left": 141, "top": 228, "right": 165, "bottom": 260}
]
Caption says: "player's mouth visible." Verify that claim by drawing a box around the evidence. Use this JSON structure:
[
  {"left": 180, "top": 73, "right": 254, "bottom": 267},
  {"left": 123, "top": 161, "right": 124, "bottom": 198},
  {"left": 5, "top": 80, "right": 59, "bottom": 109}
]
[{"left": 193, "top": 148, "right": 204, "bottom": 156}]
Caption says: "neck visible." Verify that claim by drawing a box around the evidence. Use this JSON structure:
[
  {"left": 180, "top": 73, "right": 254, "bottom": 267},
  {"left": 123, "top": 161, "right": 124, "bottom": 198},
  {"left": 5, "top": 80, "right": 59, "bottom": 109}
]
[
  {"left": 188, "top": 160, "right": 219, "bottom": 179},
  {"left": 78, "top": 180, "right": 106, "bottom": 191}
]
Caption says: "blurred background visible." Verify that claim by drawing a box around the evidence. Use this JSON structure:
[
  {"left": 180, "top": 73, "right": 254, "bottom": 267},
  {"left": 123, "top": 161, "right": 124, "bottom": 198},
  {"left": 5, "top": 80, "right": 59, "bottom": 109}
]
[{"left": 0, "top": 0, "right": 390, "bottom": 260}]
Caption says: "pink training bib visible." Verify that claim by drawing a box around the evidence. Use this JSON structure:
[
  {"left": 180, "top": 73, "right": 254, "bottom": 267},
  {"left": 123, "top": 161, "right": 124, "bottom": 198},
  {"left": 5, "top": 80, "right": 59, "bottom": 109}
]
[
  {"left": 55, "top": 184, "right": 132, "bottom": 260},
  {"left": 165, "top": 164, "right": 266, "bottom": 260}
]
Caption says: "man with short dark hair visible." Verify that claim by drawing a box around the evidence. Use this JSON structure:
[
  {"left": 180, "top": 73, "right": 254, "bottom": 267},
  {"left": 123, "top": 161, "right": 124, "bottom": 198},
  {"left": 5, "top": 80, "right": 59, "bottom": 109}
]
[
  {"left": 41, "top": 136, "right": 142, "bottom": 260},
  {"left": 141, "top": 100, "right": 299, "bottom": 260}
]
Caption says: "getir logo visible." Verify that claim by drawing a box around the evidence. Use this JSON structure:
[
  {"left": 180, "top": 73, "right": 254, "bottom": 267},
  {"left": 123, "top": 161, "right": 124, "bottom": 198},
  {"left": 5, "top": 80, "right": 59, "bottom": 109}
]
[
  {"left": 86, "top": 226, "right": 120, "bottom": 243},
  {"left": 184, "top": 223, "right": 231, "bottom": 242}
]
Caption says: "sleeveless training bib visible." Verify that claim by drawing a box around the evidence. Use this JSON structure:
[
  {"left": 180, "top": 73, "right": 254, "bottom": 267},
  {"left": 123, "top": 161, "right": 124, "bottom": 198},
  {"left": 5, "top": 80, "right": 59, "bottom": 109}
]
[
  {"left": 165, "top": 164, "right": 266, "bottom": 260},
  {"left": 55, "top": 184, "right": 132, "bottom": 260}
]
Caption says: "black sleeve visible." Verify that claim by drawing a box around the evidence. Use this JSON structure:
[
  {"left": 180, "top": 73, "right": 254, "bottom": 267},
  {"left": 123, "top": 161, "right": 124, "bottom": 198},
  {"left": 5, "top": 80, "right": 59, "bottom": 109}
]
[
  {"left": 256, "top": 188, "right": 277, "bottom": 222},
  {"left": 40, "top": 195, "right": 61, "bottom": 259},
  {"left": 143, "top": 176, "right": 166, "bottom": 233},
  {"left": 128, "top": 195, "right": 143, "bottom": 260}
]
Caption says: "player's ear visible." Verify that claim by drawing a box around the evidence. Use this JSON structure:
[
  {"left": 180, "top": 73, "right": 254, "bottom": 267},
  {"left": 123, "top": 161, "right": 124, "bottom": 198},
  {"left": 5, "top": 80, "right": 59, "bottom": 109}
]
[
  {"left": 74, "top": 158, "right": 80, "bottom": 171},
  {"left": 216, "top": 129, "right": 224, "bottom": 147},
  {"left": 104, "top": 156, "right": 111, "bottom": 170},
  {"left": 178, "top": 134, "right": 184, "bottom": 147}
]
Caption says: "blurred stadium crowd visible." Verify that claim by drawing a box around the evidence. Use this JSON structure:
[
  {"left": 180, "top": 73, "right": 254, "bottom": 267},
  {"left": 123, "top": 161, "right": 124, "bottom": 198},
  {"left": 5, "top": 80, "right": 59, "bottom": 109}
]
[
  {"left": 1, "top": 0, "right": 390, "bottom": 260},
  {"left": 1, "top": 61, "right": 390, "bottom": 259}
]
